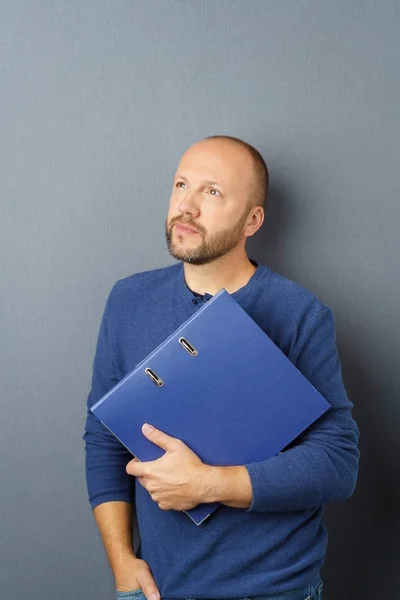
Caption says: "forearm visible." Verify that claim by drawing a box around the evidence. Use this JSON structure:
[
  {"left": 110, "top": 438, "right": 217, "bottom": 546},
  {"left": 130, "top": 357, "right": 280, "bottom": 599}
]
[
  {"left": 243, "top": 436, "right": 358, "bottom": 512},
  {"left": 243, "top": 410, "right": 359, "bottom": 512},
  {"left": 200, "top": 409, "right": 359, "bottom": 512},
  {"left": 94, "top": 501, "right": 136, "bottom": 576}
]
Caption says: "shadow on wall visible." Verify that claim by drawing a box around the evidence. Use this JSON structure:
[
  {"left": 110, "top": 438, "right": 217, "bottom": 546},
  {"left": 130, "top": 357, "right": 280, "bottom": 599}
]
[
  {"left": 247, "top": 184, "right": 400, "bottom": 600},
  {"left": 323, "top": 348, "right": 400, "bottom": 600},
  {"left": 247, "top": 178, "right": 296, "bottom": 264}
]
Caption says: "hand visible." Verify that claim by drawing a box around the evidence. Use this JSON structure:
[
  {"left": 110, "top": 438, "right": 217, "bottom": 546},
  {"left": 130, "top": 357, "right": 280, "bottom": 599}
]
[
  {"left": 126, "top": 423, "right": 209, "bottom": 511},
  {"left": 115, "top": 556, "right": 160, "bottom": 600}
]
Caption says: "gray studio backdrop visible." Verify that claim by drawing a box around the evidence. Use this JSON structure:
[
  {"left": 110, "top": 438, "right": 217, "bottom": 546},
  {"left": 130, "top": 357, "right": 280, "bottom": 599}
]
[{"left": 1, "top": 2, "right": 399, "bottom": 599}]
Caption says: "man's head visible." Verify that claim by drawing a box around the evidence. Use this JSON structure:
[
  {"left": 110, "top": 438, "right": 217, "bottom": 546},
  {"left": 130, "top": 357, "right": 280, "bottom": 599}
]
[{"left": 165, "top": 135, "right": 268, "bottom": 266}]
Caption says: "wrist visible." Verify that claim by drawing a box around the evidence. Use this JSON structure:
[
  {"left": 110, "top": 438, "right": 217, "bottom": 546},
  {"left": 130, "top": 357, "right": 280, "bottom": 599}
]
[
  {"left": 199, "top": 464, "right": 252, "bottom": 508},
  {"left": 112, "top": 552, "right": 138, "bottom": 578},
  {"left": 196, "top": 464, "right": 219, "bottom": 504}
]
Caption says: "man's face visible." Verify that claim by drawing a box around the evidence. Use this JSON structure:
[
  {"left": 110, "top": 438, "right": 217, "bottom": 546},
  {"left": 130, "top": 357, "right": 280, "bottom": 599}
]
[{"left": 165, "top": 140, "right": 255, "bottom": 266}]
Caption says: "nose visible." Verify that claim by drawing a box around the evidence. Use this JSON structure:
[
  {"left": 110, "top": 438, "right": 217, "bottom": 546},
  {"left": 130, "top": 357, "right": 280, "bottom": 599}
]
[{"left": 178, "top": 189, "right": 201, "bottom": 218}]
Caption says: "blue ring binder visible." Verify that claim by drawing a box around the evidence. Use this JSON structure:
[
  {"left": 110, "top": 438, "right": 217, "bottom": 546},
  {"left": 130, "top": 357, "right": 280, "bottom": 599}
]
[{"left": 91, "top": 288, "right": 330, "bottom": 525}]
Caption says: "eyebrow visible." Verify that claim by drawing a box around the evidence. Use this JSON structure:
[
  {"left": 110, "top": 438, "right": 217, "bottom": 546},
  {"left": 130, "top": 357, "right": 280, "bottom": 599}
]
[{"left": 175, "top": 174, "right": 223, "bottom": 188}]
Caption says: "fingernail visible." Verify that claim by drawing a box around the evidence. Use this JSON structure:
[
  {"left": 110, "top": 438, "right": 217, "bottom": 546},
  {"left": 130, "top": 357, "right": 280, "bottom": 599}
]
[
  {"left": 143, "top": 423, "right": 153, "bottom": 433},
  {"left": 150, "top": 593, "right": 160, "bottom": 600}
]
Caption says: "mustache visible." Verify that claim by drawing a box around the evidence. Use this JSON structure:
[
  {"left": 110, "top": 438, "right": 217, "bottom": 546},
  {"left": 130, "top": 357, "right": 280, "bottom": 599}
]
[{"left": 169, "top": 216, "right": 205, "bottom": 235}]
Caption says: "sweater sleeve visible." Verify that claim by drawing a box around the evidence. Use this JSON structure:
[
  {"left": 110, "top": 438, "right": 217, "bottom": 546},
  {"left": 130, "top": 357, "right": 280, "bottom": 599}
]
[
  {"left": 83, "top": 284, "right": 134, "bottom": 509},
  {"left": 244, "top": 306, "right": 360, "bottom": 513}
]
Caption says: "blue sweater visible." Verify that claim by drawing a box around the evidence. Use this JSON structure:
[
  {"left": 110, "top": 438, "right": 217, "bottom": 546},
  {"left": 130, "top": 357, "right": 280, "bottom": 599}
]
[{"left": 84, "top": 260, "right": 359, "bottom": 599}]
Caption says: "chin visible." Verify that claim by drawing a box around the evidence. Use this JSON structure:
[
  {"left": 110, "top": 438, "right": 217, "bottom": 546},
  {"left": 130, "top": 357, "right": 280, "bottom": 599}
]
[{"left": 174, "top": 231, "right": 202, "bottom": 246}]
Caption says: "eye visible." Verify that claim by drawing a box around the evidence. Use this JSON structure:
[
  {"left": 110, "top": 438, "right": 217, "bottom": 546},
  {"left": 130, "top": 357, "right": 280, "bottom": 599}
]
[
  {"left": 175, "top": 181, "right": 187, "bottom": 189},
  {"left": 208, "top": 188, "right": 221, "bottom": 196}
]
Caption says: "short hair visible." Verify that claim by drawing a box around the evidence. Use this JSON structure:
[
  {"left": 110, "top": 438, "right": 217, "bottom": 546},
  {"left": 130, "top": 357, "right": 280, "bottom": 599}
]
[{"left": 204, "top": 135, "right": 269, "bottom": 209}]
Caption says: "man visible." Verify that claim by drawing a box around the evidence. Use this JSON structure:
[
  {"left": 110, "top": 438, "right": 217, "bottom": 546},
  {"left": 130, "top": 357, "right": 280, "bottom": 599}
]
[{"left": 84, "top": 135, "right": 359, "bottom": 600}]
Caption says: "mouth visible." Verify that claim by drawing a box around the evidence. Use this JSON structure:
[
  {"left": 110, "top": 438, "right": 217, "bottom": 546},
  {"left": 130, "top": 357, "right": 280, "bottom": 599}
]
[{"left": 175, "top": 223, "right": 200, "bottom": 235}]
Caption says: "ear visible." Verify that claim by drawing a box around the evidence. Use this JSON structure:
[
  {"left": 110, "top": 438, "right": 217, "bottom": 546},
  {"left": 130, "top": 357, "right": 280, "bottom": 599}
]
[{"left": 245, "top": 206, "right": 264, "bottom": 237}]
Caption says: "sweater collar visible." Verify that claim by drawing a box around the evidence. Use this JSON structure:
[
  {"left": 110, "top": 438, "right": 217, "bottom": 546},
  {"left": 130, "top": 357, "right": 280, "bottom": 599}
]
[{"left": 176, "top": 258, "right": 266, "bottom": 305}]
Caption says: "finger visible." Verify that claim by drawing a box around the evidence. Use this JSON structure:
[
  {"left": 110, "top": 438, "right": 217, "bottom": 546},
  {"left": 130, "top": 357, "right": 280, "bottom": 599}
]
[
  {"left": 126, "top": 458, "right": 147, "bottom": 477},
  {"left": 142, "top": 423, "right": 180, "bottom": 451}
]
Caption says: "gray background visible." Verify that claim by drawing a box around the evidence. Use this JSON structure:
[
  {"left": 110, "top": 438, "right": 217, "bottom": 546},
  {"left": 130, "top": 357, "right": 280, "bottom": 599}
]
[{"left": 1, "top": 2, "right": 399, "bottom": 599}]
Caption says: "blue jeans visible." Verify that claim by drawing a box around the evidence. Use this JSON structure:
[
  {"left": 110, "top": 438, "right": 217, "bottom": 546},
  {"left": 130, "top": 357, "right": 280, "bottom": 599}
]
[{"left": 116, "top": 581, "right": 323, "bottom": 600}]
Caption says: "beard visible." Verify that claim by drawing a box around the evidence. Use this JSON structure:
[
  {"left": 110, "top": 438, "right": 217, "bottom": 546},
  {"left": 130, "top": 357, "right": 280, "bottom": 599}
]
[{"left": 165, "top": 209, "right": 250, "bottom": 266}]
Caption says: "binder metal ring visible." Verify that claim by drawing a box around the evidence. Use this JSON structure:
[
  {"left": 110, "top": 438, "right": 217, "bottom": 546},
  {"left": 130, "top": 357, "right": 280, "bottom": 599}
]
[
  {"left": 145, "top": 368, "right": 164, "bottom": 387},
  {"left": 179, "top": 337, "right": 198, "bottom": 356}
]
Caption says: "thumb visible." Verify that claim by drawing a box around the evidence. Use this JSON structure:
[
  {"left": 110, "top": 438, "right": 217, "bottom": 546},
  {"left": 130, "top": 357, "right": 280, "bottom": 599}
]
[
  {"left": 136, "top": 566, "right": 160, "bottom": 600},
  {"left": 142, "top": 423, "right": 179, "bottom": 452}
]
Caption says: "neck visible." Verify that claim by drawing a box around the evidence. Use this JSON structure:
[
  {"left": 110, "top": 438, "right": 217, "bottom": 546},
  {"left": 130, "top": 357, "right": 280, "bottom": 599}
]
[{"left": 182, "top": 250, "right": 257, "bottom": 296}]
